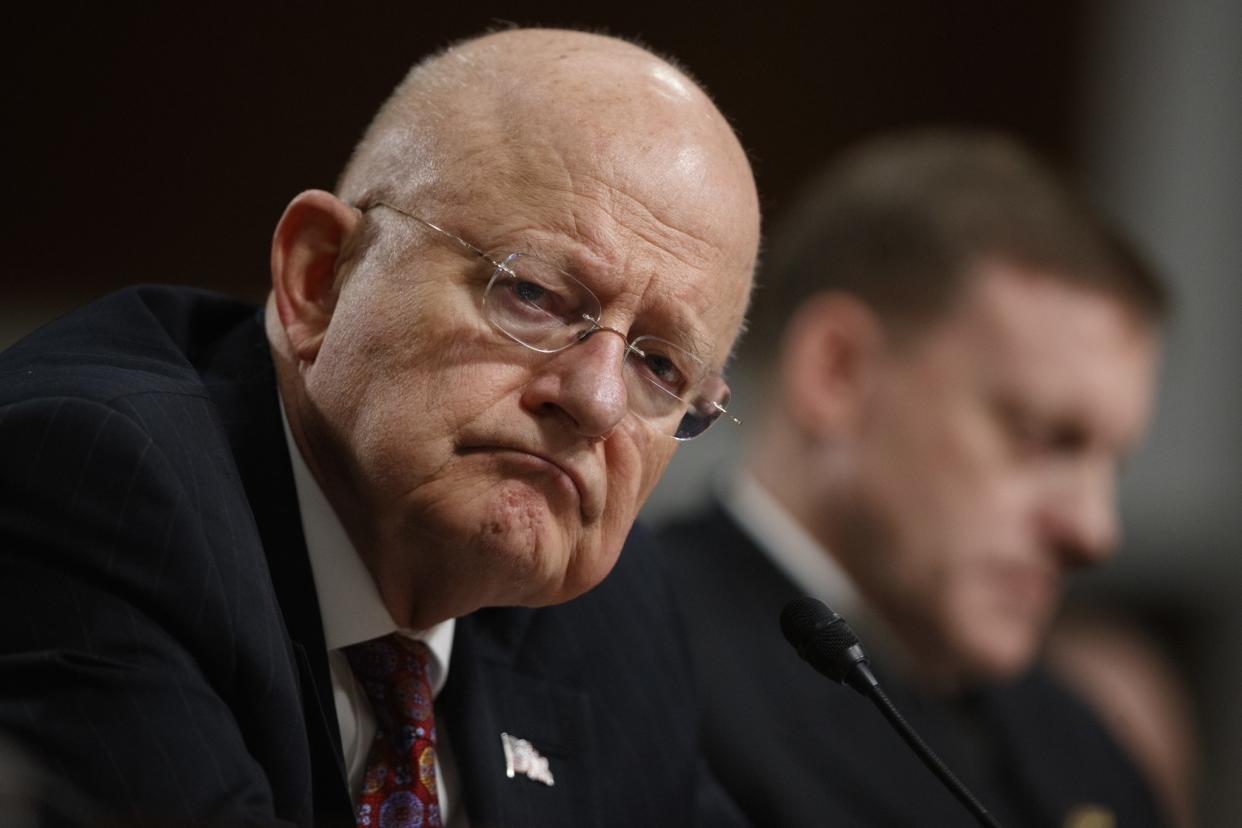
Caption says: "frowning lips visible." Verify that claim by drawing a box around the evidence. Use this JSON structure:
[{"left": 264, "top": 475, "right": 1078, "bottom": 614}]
[{"left": 456, "top": 442, "right": 600, "bottom": 520}]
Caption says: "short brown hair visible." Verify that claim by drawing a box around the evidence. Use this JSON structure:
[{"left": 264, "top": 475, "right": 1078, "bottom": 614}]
[{"left": 751, "top": 129, "right": 1168, "bottom": 351}]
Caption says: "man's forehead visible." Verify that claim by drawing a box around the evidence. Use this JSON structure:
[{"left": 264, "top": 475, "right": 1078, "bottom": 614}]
[
  {"left": 960, "top": 264, "right": 1157, "bottom": 364},
  {"left": 449, "top": 128, "right": 756, "bottom": 253},
  {"left": 946, "top": 264, "right": 1160, "bottom": 445},
  {"left": 440, "top": 148, "right": 754, "bottom": 362}
]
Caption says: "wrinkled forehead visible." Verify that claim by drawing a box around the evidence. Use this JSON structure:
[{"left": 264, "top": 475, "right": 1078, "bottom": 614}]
[
  {"left": 453, "top": 56, "right": 755, "bottom": 240},
  {"left": 430, "top": 81, "right": 758, "bottom": 368}
]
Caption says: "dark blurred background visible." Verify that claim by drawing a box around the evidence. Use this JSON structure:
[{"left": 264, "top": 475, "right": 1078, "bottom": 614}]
[
  {"left": 6, "top": 2, "right": 1089, "bottom": 305},
  {"left": 3, "top": 2, "right": 1238, "bottom": 824}
]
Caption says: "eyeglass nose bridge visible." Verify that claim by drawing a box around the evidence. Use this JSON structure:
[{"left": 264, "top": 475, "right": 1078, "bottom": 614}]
[{"left": 572, "top": 317, "right": 645, "bottom": 359}]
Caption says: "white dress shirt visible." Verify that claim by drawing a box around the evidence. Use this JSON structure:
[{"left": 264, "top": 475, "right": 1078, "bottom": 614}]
[
  {"left": 721, "top": 473, "right": 904, "bottom": 663},
  {"left": 280, "top": 403, "right": 467, "bottom": 827},
  {"left": 722, "top": 472, "right": 863, "bottom": 619}
]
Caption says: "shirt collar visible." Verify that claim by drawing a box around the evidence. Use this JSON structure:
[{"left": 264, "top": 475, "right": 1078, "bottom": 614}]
[
  {"left": 722, "top": 472, "right": 915, "bottom": 675},
  {"left": 722, "top": 472, "right": 863, "bottom": 619},
  {"left": 278, "top": 396, "right": 455, "bottom": 695}
]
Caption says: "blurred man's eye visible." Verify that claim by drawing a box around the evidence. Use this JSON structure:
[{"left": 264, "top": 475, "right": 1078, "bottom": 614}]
[
  {"left": 998, "top": 400, "right": 1088, "bottom": 458},
  {"left": 1017, "top": 421, "right": 1088, "bottom": 458},
  {"left": 1046, "top": 423, "right": 1089, "bottom": 455}
]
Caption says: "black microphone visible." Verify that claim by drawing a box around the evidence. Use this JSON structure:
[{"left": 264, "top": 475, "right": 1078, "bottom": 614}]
[{"left": 780, "top": 596, "right": 1004, "bottom": 828}]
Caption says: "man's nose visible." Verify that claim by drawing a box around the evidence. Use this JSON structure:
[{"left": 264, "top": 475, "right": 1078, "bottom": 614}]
[
  {"left": 520, "top": 327, "right": 630, "bottom": 440},
  {"left": 1041, "top": 460, "right": 1120, "bottom": 568}
]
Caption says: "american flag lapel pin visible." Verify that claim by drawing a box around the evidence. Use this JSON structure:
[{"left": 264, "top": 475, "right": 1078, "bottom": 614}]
[{"left": 500, "top": 732, "right": 555, "bottom": 786}]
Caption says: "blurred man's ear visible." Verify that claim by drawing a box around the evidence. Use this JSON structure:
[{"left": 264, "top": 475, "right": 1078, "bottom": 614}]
[
  {"left": 780, "top": 292, "right": 883, "bottom": 440},
  {"left": 270, "top": 189, "right": 360, "bottom": 364}
]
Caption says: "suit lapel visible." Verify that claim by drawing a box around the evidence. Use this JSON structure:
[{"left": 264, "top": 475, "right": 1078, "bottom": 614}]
[
  {"left": 202, "top": 311, "right": 354, "bottom": 825},
  {"left": 441, "top": 606, "right": 602, "bottom": 828}
]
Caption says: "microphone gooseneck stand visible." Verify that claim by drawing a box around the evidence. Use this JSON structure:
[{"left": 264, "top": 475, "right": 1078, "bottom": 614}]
[{"left": 780, "top": 596, "right": 1003, "bottom": 828}]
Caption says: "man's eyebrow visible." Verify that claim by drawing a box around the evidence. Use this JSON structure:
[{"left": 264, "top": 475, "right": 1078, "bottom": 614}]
[
  {"left": 599, "top": 270, "right": 713, "bottom": 361},
  {"left": 664, "top": 315, "right": 715, "bottom": 364},
  {"left": 512, "top": 228, "right": 725, "bottom": 368}
]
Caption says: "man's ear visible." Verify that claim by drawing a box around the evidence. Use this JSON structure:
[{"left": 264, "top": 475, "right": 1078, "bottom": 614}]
[
  {"left": 270, "top": 189, "right": 361, "bottom": 364},
  {"left": 779, "top": 291, "right": 884, "bottom": 440}
]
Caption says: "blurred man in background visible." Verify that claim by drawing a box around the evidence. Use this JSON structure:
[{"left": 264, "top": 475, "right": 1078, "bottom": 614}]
[{"left": 662, "top": 130, "right": 1170, "bottom": 827}]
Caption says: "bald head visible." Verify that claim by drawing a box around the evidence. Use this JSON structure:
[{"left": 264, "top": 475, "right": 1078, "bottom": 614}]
[{"left": 339, "top": 30, "right": 757, "bottom": 271}]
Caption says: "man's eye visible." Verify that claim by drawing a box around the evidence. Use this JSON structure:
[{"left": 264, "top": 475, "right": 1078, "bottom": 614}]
[
  {"left": 1008, "top": 416, "right": 1088, "bottom": 457},
  {"left": 641, "top": 351, "right": 687, "bottom": 394},
  {"left": 504, "top": 279, "right": 569, "bottom": 321},
  {"left": 514, "top": 281, "right": 547, "bottom": 304},
  {"left": 1046, "top": 424, "right": 1089, "bottom": 455}
]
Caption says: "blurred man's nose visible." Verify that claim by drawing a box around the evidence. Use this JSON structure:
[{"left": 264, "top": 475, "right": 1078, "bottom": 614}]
[
  {"left": 1041, "top": 459, "right": 1120, "bottom": 568},
  {"left": 520, "top": 328, "right": 630, "bottom": 440}
]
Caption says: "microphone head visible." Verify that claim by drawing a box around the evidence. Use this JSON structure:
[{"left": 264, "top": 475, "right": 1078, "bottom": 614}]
[{"left": 780, "top": 596, "right": 868, "bottom": 684}]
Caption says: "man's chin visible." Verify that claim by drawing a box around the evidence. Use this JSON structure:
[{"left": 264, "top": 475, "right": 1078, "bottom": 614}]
[
  {"left": 512, "top": 527, "right": 630, "bottom": 611},
  {"left": 467, "top": 490, "right": 609, "bottom": 604},
  {"left": 953, "top": 627, "right": 1043, "bottom": 684},
  {"left": 942, "top": 589, "right": 1055, "bottom": 680},
  {"left": 394, "top": 478, "right": 623, "bottom": 612}
]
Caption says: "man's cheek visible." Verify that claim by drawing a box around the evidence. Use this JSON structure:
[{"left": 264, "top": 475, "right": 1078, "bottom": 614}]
[{"left": 636, "top": 435, "right": 677, "bottom": 495}]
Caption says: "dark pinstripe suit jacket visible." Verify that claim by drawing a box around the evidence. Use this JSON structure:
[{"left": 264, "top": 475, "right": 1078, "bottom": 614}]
[
  {"left": 0, "top": 286, "right": 741, "bottom": 828},
  {"left": 661, "top": 502, "right": 1165, "bottom": 828}
]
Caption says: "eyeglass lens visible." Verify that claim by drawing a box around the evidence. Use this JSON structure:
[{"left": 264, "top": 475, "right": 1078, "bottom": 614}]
[{"left": 482, "top": 253, "right": 729, "bottom": 439}]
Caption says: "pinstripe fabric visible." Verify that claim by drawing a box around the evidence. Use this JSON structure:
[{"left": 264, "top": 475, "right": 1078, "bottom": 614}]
[
  {"left": 0, "top": 288, "right": 320, "bottom": 826},
  {"left": 442, "top": 524, "right": 748, "bottom": 828},
  {"left": 0, "top": 286, "right": 747, "bottom": 828}
]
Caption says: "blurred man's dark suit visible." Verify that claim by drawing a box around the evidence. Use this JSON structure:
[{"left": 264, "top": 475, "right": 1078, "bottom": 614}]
[
  {"left": 661, "top": 500, "right": 1165, "bottom": 828},
  {"left": 0, "top": 285, "right": 739, "bottom": 828}
]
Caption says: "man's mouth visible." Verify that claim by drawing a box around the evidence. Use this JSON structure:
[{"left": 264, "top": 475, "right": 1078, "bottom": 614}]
[
  {"left": 458, "top": 445, "right": 595, "bottom": 519},
  {"left": 994, "top": 564, "right": 1058, "bottom": 617}
]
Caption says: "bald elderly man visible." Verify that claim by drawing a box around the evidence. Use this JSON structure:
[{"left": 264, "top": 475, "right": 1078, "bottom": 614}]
[{"left": 0, "top": 30, "right": 758, "bottom": 828}]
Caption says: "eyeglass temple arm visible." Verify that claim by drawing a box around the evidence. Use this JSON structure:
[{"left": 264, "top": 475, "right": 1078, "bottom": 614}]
[
  {"left": 362, "top": 199, "right": 507, "bottom": 270},
  {"left": 713, "top": 400, "right": 742, "bottom": 426}
]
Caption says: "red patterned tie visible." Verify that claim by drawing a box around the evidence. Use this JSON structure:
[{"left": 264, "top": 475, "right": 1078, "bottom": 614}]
[{"left": 345, "top": 634, "right": 443, "bottom": 828}]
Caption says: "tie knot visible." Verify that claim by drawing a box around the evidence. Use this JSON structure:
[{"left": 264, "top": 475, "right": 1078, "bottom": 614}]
[{"left": 344, "top": 634, "right": 435, "bottom": 729}]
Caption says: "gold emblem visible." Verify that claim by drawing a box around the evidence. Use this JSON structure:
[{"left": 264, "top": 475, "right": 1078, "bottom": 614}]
[{"left": 1064, "top": 804, "right": 1115, "bottom": 828}]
